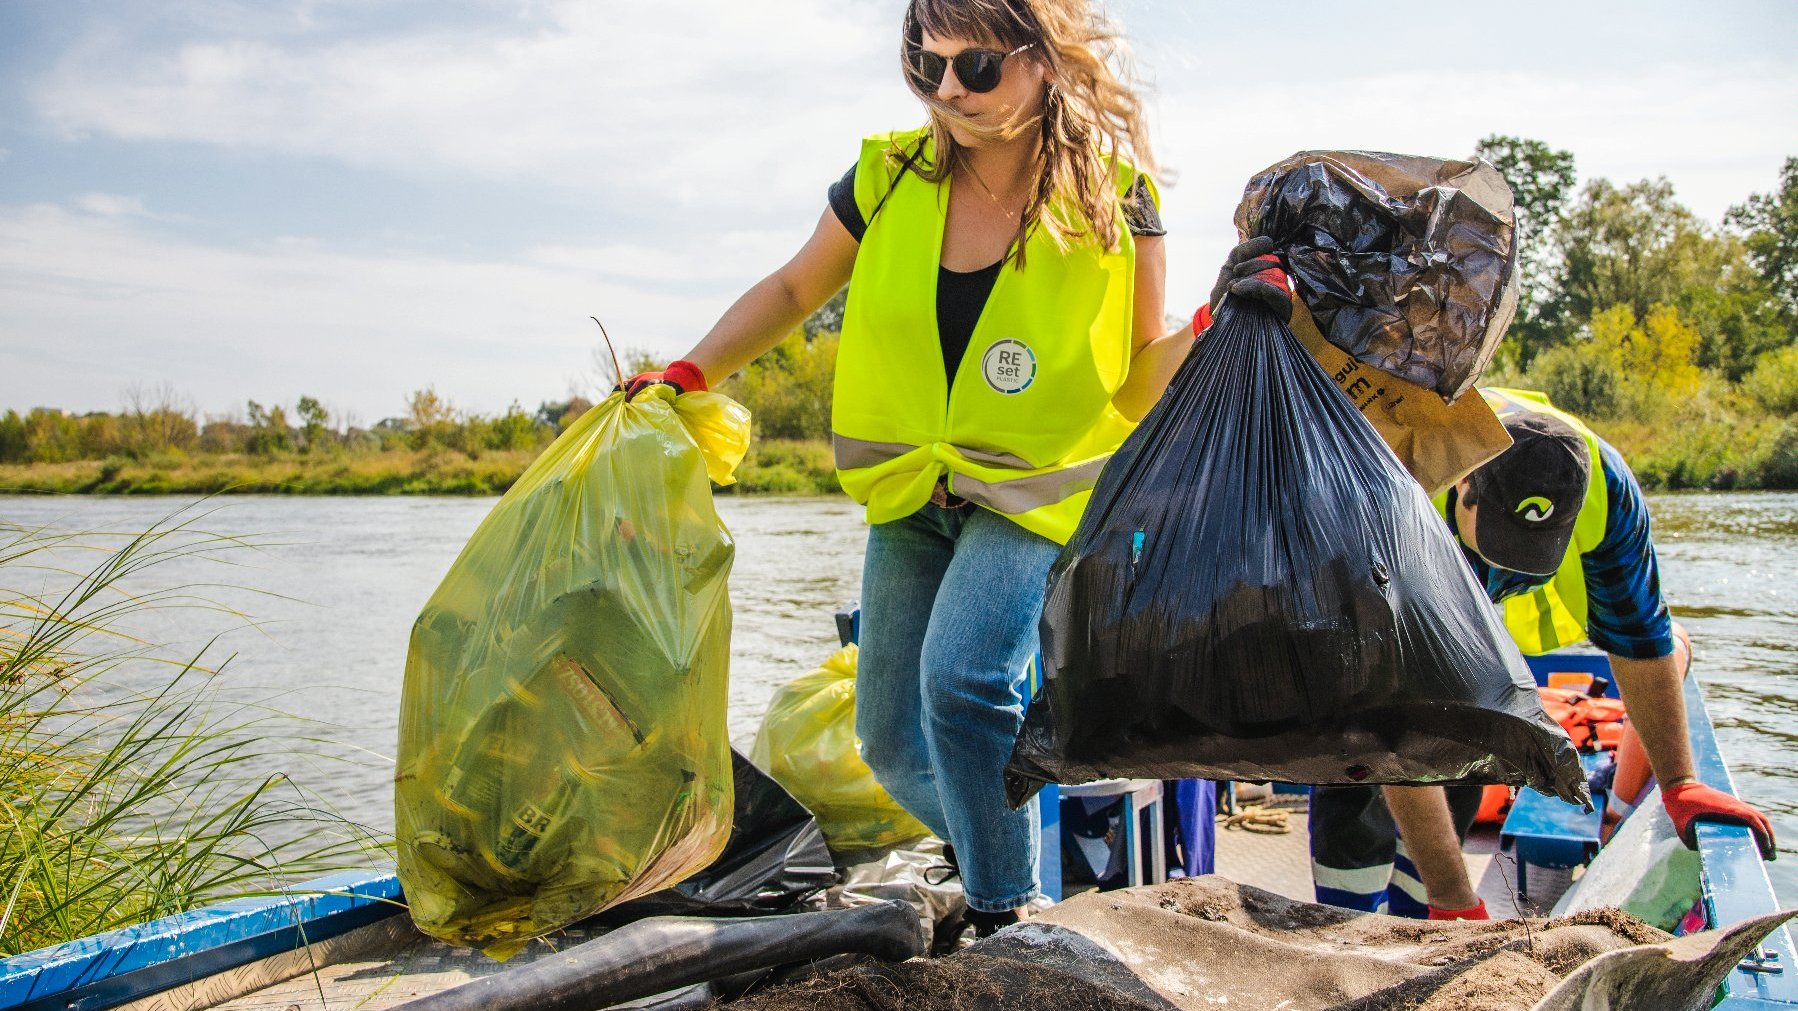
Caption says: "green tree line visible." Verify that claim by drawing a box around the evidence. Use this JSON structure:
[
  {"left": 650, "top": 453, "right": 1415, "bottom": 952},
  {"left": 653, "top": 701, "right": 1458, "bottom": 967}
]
[
  {"left": 0, "top": 385, "right": 562, "bottom": 465},
  {"left": 1477, "top": 139, "right": 1797, "bottom": 488},
  {"left": 4, "top": 149, "right": 1793, "bottom": 492}
]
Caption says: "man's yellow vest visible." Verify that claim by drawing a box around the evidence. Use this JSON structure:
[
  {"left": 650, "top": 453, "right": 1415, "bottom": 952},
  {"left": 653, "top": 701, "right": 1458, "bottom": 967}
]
[
  {"left": 831, "top": 128, "right": 1149, "bottom": 545},
  {"left": 1432, "top": 388, "right": 1609, "bottom": 654}
]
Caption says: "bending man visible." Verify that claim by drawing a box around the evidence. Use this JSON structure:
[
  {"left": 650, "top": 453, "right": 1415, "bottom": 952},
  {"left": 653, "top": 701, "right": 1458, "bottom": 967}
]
[{"left": 1309, "top": 388, "right": 1775, "bottom": 919}]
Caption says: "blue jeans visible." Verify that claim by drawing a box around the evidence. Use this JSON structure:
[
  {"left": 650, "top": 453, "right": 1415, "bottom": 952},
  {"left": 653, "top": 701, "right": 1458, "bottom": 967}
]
[{"left": 855, "top": 504, "right": 1059, "bottom": 913}]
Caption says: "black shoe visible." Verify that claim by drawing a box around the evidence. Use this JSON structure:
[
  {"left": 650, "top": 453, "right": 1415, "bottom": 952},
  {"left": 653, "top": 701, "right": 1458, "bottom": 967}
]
[
  {"left": 923, "top": 843, "right": 961, "bottom": 886},
  {"left": 963, "top": 907, "right": 1025, "bottom": 939}
]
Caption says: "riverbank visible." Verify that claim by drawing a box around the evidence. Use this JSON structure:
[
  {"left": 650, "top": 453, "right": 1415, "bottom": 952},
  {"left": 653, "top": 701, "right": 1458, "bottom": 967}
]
[
  {"left": 2, "top": 420, "right": 1791, "bottom": 496},
  {"left": 0, "top": 438, "right": 839, "bottom": 496},
  {"left": 1597, "top": 415, "right": 1798, "bottom": 491}
]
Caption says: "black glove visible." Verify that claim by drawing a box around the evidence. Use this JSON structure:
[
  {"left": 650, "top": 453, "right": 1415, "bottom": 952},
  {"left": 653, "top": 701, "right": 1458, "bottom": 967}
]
[{"left": 1209, "top": 236, "right": 1293, "bottom": 323}]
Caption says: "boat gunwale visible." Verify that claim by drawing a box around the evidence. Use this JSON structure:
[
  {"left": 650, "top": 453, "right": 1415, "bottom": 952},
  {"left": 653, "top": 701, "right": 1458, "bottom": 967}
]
[{"left": 0, "top": 869, "right": 403, "bottom": 1011}]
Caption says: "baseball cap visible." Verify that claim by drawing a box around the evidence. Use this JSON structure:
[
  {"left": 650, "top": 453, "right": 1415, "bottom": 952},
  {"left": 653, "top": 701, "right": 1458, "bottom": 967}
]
[{"left": 1465, "top": 412, "right": 1590, "bottom": 577}]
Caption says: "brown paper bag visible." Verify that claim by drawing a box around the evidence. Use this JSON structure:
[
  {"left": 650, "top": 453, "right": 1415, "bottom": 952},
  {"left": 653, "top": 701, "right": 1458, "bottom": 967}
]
[{"left": 1288, "top": 300, "right": 1511, "bottom": 495}]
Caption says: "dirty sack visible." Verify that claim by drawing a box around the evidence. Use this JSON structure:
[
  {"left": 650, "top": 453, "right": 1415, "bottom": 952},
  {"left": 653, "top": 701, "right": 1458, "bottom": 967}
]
[
  {"left": 721, "top": 877, "right": 1794, "bottom": 1011},
  {"left": 750, "top": 644, "right": 932, "bottom": 854},
  {"left": 1005, "top": 301, "right": 1587, "bottom": 807},
  {"left": 395, "top": 385, "right": 749, "bottom": 956},
  {"left": 1237, "top": 149, "right": 1519, "bottom": 404}
]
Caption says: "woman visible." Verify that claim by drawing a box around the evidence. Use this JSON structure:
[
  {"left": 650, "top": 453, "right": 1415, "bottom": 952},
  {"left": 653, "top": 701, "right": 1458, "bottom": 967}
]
[{"left": 626, "top": 0, "right": 1216, "bottom": 933}]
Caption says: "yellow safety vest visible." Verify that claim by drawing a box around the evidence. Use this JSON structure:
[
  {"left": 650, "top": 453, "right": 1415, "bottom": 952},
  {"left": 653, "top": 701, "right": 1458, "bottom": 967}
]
[
  {"left": 1432, "top": 388, "right": 1609, "bottom": 654},
  {"left": 831, "top": 128, "right": 1149, "bottom": 545}
]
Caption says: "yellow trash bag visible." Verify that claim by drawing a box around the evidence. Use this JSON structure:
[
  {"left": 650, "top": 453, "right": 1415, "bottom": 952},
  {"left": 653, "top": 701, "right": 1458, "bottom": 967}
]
[
  {"left": 750, "top": 644, "right": 932, "bottom": 853},
  {"left": 395, "top": 385, "right": 750, "bottom": 956}
]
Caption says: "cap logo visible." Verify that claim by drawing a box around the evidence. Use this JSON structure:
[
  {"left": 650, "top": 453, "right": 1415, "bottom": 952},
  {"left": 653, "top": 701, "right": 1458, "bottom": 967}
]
[{"left": 1515, "top": 496, "right": 1555, "bottom": 523}]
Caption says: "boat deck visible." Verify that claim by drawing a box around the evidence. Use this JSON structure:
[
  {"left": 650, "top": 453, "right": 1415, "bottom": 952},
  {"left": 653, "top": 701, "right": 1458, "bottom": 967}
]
[
  {"left": 178, "top": 918, "right": 619, "bottom": 1011},
  {"left": 162, "top": 809, "right": 1572, "bottom": 1011},
  {"left": 1212, "top": 806, "right": 1572, "bottom": 918}
]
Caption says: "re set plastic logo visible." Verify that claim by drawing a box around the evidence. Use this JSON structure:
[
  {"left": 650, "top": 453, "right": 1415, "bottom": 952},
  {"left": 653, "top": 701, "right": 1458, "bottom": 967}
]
[{"left": 982, "top": 339, "right": 1036, "bottom": 394}]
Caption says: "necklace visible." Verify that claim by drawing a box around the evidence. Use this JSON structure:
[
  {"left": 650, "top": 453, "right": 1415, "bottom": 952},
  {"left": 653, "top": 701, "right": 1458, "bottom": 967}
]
[{"left": 961, "top": 159, "right": 1033, "bottom": 221}]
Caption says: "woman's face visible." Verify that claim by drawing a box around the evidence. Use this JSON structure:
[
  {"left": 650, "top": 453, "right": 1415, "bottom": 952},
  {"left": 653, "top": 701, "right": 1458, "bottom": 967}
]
[{"left": 914, "top": 28, "right": 1048, "bottom": 149}]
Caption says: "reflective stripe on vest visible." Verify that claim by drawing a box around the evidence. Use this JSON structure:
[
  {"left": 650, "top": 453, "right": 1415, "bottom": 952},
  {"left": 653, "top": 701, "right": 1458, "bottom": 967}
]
[
  {"left": 830, "top": 127, "right": 1145, "bottom": 545},
  {"left": 1432, "top": 387, "right": 1610, "bottom": 655},
  {"left": 831, "top": 434, "right": 1112, "bottom": 519}
]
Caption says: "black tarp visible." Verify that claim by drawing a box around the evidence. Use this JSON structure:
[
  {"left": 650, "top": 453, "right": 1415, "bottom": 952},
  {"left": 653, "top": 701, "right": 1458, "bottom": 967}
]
[
  {"left": 1004, "top": 301, "right": 1587, "bottom": 808},
  {"left": 614, "top": 750, "right": 836, "bottom": 919}
]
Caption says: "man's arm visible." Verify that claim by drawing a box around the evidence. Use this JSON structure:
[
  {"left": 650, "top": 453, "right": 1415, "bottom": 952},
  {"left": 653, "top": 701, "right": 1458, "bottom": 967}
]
[
  {"left": 1607, "top": 652, "right": 1697, "bottom": 788},
  {"left": 1382, "top": 785, "right": 1484, "bottom": 916},
  {"left": 1584, "top": 442, "right": 1775, "bottom": 857}
]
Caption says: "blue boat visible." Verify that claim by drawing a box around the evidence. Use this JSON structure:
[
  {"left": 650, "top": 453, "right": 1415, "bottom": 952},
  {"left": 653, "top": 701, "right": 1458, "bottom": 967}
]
[{"left": 1, "top": 651, "right": 1790, "bottom": 1010}]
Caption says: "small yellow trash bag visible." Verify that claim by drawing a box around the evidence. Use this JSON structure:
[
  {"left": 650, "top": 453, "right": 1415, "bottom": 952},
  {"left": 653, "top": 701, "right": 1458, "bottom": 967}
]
[
  {"left": 750, "top": 645, "right": 932, "bottom": 853},
  {"left": 395, "top": 386, "right": 750, "bottom": 955}
]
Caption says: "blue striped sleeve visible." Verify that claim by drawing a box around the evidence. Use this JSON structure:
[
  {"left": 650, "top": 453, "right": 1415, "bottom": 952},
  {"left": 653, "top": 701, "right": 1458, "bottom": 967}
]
[{"left": 1581, "top": 440, "right": 1675, "bottom": 659}]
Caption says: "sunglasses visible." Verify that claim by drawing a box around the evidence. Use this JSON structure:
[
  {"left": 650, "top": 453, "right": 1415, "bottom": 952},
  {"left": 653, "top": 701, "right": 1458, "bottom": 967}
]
[{"left": 906, "top": 42, "right": 1034, "bottom": 95}]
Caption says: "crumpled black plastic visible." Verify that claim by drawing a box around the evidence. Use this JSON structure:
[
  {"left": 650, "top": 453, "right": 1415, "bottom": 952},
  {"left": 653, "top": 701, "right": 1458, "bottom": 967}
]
[
  {"left": 1003, "top": 301, "right": 1587, "bottom": 808},
  {"left": 1235, "top": 150, "right": 1519, "bottom": 402},
  {"left": 611, "top": 750, "right": 837, "bottom": 919}
]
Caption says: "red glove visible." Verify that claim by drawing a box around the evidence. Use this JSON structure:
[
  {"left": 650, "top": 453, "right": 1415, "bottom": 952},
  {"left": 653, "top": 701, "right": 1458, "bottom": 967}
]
[
  {"left": 1663, "top": 781, "right": 1776, "bottom": 860},
  {"left": 1190, "top": 302, "right": 1214, "bottom": 337},
  {"left": 1427, "top": 899, "right": 1490, "bottom": 921},
  {"left": 1209, "top": 236, "right": 1293, "bottom": 323},
  {"left": 618, "top": 359, "right": 708, "bottom": 400}
]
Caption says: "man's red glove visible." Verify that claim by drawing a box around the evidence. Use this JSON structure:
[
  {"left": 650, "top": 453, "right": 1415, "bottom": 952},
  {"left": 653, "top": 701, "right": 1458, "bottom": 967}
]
[
  {"left": 1427, "top": 899, "right": 1490, "bottom": 921},
  {"left": 618, "top": 359, "right": 708, "bottom": 400},
  {"left": 1663, "top": 781, "right": 1776, "bottom": 860},
  {"left": 1207, "top": 236, "right": 1293, "bottom": 324}
]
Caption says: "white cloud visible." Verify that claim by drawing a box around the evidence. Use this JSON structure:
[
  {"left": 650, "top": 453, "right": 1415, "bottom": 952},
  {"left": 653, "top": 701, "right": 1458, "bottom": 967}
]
[
  {"left": 72, "top": 192, "right": 183, "bottom": 221},
  {"left": 11, "top": 1, "right": 1795, "bottom": 421},
  {"left": 33, "top": 0, "right": 918, "bottom": 215},
  {"left": 1148, "top": 64, "right": 1798, "bottom": 318},
  {"left": 0, "top": 200, "right": 809, "bottom": 419}
]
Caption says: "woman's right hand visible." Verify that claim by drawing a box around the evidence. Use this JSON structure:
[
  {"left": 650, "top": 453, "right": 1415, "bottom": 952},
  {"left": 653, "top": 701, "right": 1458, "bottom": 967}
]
[{"left": 617, "top": 360, "right": 708, "bottom": 399}]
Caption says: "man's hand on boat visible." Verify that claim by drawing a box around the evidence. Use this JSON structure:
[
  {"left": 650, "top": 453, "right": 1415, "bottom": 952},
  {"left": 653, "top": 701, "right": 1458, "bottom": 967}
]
[{"left": 1663, "top": 779, "right": 1777, "bottom": 860}]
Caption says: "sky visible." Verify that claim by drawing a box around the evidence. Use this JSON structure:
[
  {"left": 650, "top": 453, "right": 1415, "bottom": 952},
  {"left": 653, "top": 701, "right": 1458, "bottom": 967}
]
[{"left": 1, "top": 1, "right": 1795, "bottom": 425}]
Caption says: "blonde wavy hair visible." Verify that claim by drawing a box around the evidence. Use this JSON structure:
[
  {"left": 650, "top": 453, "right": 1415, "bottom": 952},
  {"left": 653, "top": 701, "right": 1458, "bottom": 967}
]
[{"left": 900, "top": 0, "right": 1157, "bottom": 265}]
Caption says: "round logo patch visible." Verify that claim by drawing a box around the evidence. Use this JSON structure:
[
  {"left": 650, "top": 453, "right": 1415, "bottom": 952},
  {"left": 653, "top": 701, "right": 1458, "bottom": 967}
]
[
  {"left": 1515, "top": 495, "right": 1555, "bottom": 523},
  {"left": 981, "top": 339, "right": 1036, "bottom": 395}
]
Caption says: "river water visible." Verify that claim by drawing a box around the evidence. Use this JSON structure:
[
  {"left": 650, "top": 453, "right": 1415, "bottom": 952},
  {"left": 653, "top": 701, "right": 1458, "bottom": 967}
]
[{"left": 1, "top": 492, "right": 1793, "bottom": 900}]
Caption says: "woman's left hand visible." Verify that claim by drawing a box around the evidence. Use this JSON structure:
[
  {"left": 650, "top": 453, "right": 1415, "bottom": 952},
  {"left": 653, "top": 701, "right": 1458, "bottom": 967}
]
[{"left": 1209, "top": 236, "right": 1293, "bottom": 323}]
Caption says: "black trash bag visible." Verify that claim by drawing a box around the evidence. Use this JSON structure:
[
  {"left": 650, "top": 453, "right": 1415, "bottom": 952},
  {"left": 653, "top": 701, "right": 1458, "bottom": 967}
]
[
  {"left": 612, "top": 750, "right": 837, "bottom": 919},
  {"left": 1235, "top": 150, "right": 1519, "bottom": 402},
  {"left": 1003, "top": 301, "right": 1587, "bottom": 808}
]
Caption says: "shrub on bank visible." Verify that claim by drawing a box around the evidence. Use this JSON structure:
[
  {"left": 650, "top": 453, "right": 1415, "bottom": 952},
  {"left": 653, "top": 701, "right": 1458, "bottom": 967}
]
[{"left": 730, "top": 439, "right": 837, "bottom": 495}]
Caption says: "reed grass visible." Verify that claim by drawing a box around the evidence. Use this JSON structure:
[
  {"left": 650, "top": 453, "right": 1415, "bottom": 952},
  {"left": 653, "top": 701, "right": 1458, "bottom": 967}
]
[{"left": 0, "top": 506, "right": 383, "bottom": 955}]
